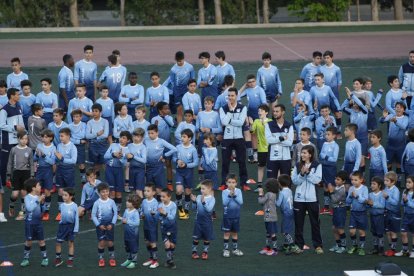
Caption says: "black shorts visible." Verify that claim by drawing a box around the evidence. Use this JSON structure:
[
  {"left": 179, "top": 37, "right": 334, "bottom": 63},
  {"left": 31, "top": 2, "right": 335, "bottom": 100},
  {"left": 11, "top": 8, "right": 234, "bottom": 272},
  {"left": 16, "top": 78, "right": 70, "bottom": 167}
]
[
  {"left": 12, "top": 170, "right": 31, "bottom": 191},
  {"left": 257, "top": 152, "right": 268, "bottom": 167}
]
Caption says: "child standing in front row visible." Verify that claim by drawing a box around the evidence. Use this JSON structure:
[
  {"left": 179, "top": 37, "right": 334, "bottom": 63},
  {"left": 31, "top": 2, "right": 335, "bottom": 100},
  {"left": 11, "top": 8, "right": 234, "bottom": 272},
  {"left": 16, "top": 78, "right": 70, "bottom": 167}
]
[
  {"left": 199, "top": 133, "right": 219, "bottom": 190},
  {"left": 20, "top": 178, "right": 48, "bottom": 267},
  {"left": 222, "top": 174, "right": 244, "bottom": 258},
  {"left": 258, "top": 178, "right": 279, "bottom": 256},
  {"left": 92, "top": 183, "right": 118, "bottom": 267},
  {"left": 343, "top": 123, "right": 361, "bottom": 176},
  {"left": 127, "top": 128, "right": 147, "bottom": 198},
  {"left": 383, "top": 171, "right": 401, "bottom": 256},
  {"left": 121, "top": 194, "right": 141, "bottom": 269},
  {"left": 55, "top": 187, "right": 79, "bottom": 268},
  {"left": 395, "top": 176, "right": 414, "bottom": 258},
  {"left": 368, "top": 129, "right": 388, "bottom": 181},
  {"left": 367, "top": 176, "right": 386, "bottom": 255}
]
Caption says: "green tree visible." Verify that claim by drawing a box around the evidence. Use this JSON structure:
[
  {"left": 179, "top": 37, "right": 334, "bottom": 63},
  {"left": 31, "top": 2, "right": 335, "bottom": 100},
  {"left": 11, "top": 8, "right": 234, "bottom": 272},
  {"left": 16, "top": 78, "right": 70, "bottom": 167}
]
[{"left": 288, "top": 0, "right": 350, "bottom": 22}]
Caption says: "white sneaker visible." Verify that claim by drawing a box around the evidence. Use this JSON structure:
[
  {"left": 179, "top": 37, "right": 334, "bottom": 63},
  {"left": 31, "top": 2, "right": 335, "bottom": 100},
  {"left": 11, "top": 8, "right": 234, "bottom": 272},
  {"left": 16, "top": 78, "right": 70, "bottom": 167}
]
[
  {"left": 0, "top": 213, "right": 7, "bottom": 222},
  {"left": 329, "top": 245, "right": 340, "bottom": 252},
  {"left": 410, "top": 252, "right": 414, "bottom": 258},
  {"left": 142, "top": 259, "right": 153, "bottom": 266},
  {"left": 253, "top": 152, "right": 258, "bottom": 163},
  {"left": 232, "top": 249, "right": 244, "bottom": 256},
  {"left": 223, "top": 249, "right": 230, "bottom": 258},
  {"left": 149, "top": 260, "right": 159, "bottom": 269}
]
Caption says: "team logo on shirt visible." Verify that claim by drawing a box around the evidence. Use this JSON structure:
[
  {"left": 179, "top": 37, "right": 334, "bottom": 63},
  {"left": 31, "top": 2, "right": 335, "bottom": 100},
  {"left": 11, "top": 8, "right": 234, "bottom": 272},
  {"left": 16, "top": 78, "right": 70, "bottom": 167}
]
[{"left": 24, "top": 152, "right": 29, "bottom": 158}]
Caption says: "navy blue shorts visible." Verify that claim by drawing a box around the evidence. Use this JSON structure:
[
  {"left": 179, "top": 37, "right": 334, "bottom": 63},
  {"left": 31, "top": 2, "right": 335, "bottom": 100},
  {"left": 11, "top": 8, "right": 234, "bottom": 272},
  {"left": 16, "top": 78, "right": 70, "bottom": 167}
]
[
  {"left": 401, "top": 213, "right": 414, "bottom": 233},
  {"left": 42, "top": 113, "right": 53, "bottom": 126},
  {"left": 86, "top": 86, "right": 95, "bottom": 102},
  {"left": 204, "top": 171, "right": 219, "bottom": 190},
  {"left": 386, "top": 146, "right": 404, "bottom": 165},
  {"left": 170, "top": 94, "right": 177, "bottom": 114},
  {"left": 322, "top": 164, "right": 336, "bottom": 187},
  {"left": 247, "top": 108, "right": 259, "bottom": 120},
  {"left": 36, "top": 166, "right": 53, "bottom": 190},
  {"left": 280, "top": 214, "right": 294, "bottom": 234},
  {"left": 56, "top": 223, "right": 75, "bottom": 242},
  {"left": 105, "top": 165, "right": 125, "bottom": 192},
  {"left": 56, "top": 165, "right": 75, "bottom": 188},
  {"left": 316, "top": 139, "right": 325, "bottom": 153},
  {"left": 75, "top": 144, "right": 86, "bottom": 164},
  {"left": 144, "top": 229, "right": 158, "bottom": 243},
  {"left": 370, "top": 214, "right": 385, "bottom": 236},
  {"left": 221, "top": 218, "right": 240, "bottom": 233},
  {"left": 89, "top": 141, "right": 109, "bottom": 165},
  {"left": 193, "top": 222, "right": 214, "bottom": 241},
  {"left": 332, "top": 207, "right": 347, "bottom": 229},
  {"left": 265, "top": 221, "right": 278, "bottom": 236},
  {"left": 385, "top": 210, "right": 401, "bottom": 233},
  {"left": 343, "top": 163, "right": 355, "bottom": 177},
  {"left": 96, "top": 224, "right": 115, "bottom": 241},
  {"left": 127, "top": 104, "right": 138, "bottom": 119},
  {"left": 161, "top": 225, "right": 177, "bottom": 244},
  {"left": 81, "top": 197, "right": 98, "bottom": 211},
  {"left": 266, "top": 94, "right": 277, "bottom": 104},
  {"left": 149, "top": 108, "right": 158, "bottom": 121},
  {"left": 329, "top": 100, "right": 339, "bottom": 113},
  {"left": 124, "top": 238, "right": 139, "bottom": 254},
  {"left": 25, "top": 223, "right": 44, "bottom": 241},
  {"left": 102, "top": 117, "right": 113, "bottom": 136},
  {"left": 349, "top": 211, "right": 368, "bottom": 230},
  {"left": 129, "top": 166, "right": 145, "bottom": 191},
  {"left": 367, "top": 111, "right": 377, "bottom": 131},
  {"left": 175, "top": 168, "right": 194, "bottom": 189},
  {"left": 369, "top": 169, "right": 384, "bottom": 182},
  {"left": 403, "top": 164, "right": 414, "bottom": 176},
  {"left": 359, "top": 138, "right": 368, "bottom": 156},
  {"left": 146, "top": 165, "right": 166, "bottom": 189}
]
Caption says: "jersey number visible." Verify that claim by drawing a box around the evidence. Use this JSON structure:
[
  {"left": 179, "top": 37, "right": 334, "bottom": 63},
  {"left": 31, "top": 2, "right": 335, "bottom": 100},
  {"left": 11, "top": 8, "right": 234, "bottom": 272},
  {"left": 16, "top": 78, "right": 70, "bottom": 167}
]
[{"left": 111, "top": 73, "right": 122, "bottom": 83}]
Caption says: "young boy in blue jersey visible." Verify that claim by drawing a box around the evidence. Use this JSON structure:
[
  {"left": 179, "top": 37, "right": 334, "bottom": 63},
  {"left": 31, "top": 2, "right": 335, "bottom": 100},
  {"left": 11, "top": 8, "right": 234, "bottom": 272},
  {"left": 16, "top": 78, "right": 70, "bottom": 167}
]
[
  {"left": 199, "top": 133, "right": 219, "bottom": 190},
  {"left": 95, "top": 86, "right": 115, "bottom": 143},
  {"left": 293, "top": 104, "right": 316, "bottom": 142},
  {"left": 182, "top": 79, "right": 202, "bottom": 118},
  {"left": 174, "top": 110, "right": 196, "bottom": 145},
  {"left": 55, "top": 187, "right": 78, "bottom": 268},
  {"left": 343, "top": 123, "right": 362, "bottom": 176},
  {"left": 127, "top": 128, "right": 147, "bottom": 198},
  {"left": 151, "top": 101, "right": 175, "bottom": 190},
  {"left": 145, "top": 124, "right": 177, "bottom": 196},
  {"left": 380, "top": 102, "right": 408, "bottom": 185},
  {"left": 113, "top": 102, "right": 134, "bottom": 141},
  {"left": 92, "top": 182, "right": 118, "bottom": 267},
  {"left": 48, "top": 108, "right": 68, "bottom": 147},
  {"left": 36, "top": 78, "right": 58, "bottom": 125},
  {"left": 368, "top": 129, "right": 388, "bottom": 181},
  {"left": 222, "top": 174, "right": 244, "bottom": 258},
  {"left": 20, "top": 178, "right": 48, "bottom": 267},
  {"left": 69, "top": 109, "right": 87, "bottom": 185},
  {"left": 133, "top": 105, "right": 150, "bottom": 136},
  {"left": 104, "top": 130, "right": 131, "bottom": 215},
  {"left": 7, "top": 57, "right": 29, "bottom": 91},
  {"left": 74, "top": 45, "right": 97, "bottom": 101},
  {"left": 78, "top": 168, "right": 102, "bottom": 218},
  {"left": 196, "top": 96, "right": 223, "bottom": 152},
  {"left": 34, "top": 129, "right": 56, "bottom": 221},
  {"left": 395, "top": 176, "right": 414, "bottom": 258},
  {"left": 383, "top": 171, "right": 401, "bottom": 257},
  {"left": 98, "top": 54, "right": 126, "bottom": 103},
  {"left": 300, "top": 51, "right": 322, "bottom": 91},
  {"left": 319, "top": 126, "right": 339, "bottom": 215},
  {"left": 119, "top": 72, "right": 144, "bottom": 117},
  {"left": 315, "top": 105, "right": 336, "bottom": 151},
  {"left": 141, "top": 182, "right": 160, "bottom": 269},
  {"left": 402, "top": 129, "right": 414, "bottom": 177},
  {"left": 158, "top": 188, "right": 178, "bottom": 269},
  {"left": 86, "top": 103, "right": 110, "bottom": 176},
  {"left": 257, "top": 52, "right": 282, "bottom": 106},
  {"left": 0, "top": 80, "right": 7, "bottom": 108},
  {"left": 328, "top": 171, "right": 348, "bottom": 254},
  {"left": 366, "top": 176, "right": 386, "bottom": 255},
  {"left": 55, "top": 128, "right": 77, "bottom": 221},
  {"left": 363, "top": 78, "right": 383, "bottom": 131},
  {"left": 174, "top": 129, "right": 198, "bottom": 219},
  {"left": 197, "top": 52, "right": 218, "bottom": 107},
  {"left": 57, "top": 54, "right": 75, "bottom": 112},
  {"left": 385, "top": 75, "right": 407, "bottom": 114},
  {"left": 214, "top": 50, "right": 236, "bottom": 94},
  {"left": 121, "top": 194, "right": 141, "bottom": 269},
  {"left": 20, "top": 80, "right": 36, "bottom": 128},
  {"left": 190, "top": 179, "right": 215, "bottom": 260},
  {"left": 67, "top": 83, "right": 93, "bottom": 124},
  {"left": 146, "top": 71, "right": 170, "bottom": 120},
  {"left": 311, "top": 73, "right": 341, "bottom": 114},
  {"left": 214, "top": 75, "right": 235, "bottom": 111},
  {"left": 290, "top": 78, "right": 312, "bottom": 120},
  {"left": 346, "top": 171, "right": 369, "bottom": 256}
]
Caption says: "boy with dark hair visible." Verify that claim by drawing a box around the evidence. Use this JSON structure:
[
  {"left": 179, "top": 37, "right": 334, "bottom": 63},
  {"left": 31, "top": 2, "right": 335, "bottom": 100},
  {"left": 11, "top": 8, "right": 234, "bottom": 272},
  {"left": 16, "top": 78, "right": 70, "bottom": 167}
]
[
  {"left": 383, "top": 171, "right": 401, "bottom": 256},
  {"left": 127, "top": 128, "right": 147, "bottom": 198},
  {"left": 343, "top": 123, "right": 362, "bottom": 175},
  {"left": 402, "top": 128, "right": 414, "bottom": 177},
  {"left": 69, "top": 108, "right": 87, "bottom": 185},
  {"left": 315, "top": 104, "right": 336, "bottom": 151},
  {"left": 133, "top": 105, "right": 150, "bottom": 137},
  {"left": 174, "top": 109, "right": 196, "bottom": 145},
  {"left": 257, "top": 52, "right": 283, "bottom": 105},
  {"left": 98, "top": 54, "right": 127, "bottom": 103},
  {"left": 58, "top": 54, "right": 75, "bottom": 111},
  {"left": 146, "top": 71, "right": 169, "bottom": 120},
  {"left": 215, "top": 50, "right": 236, "bottom": 94},
  {"left": 119, "top": 72, "right": 144, "bottom": 117},
  {"left": 385, "top": 75, "right": 407, "bottom": 114},
  {"left": 28, "top": 104, "right": 47, "bottom": 151},
  {"left": 20, "top": 80, "right": 36, "bottom": 128},
  {"left": 36, "top": 78, "right": 58, "bottom": 125},
  {"left": 67, "top": 84, "right": 93, "bottom": 123},
  {"left": 7, "top": 57, "right": 29, "bottom": 91},
  {"left": 214, "top": 74, "right": 235, "bottom": 110},
  {"left": 74, "top": 44, "right": 97, "bottom": 101},
  {"left": 198, "top": 51, "right": 218, "bottom": 106},
  {"left": 182, "top": 79, "right": 202, "bottom": 117},
  {"left": 328, "top": 170, "right": 347, "bottom": 253},
  {"left": 95, "top": 85, "right": 115, "bottom": 143},
  {"left": 48, "top": 108, "right": 68, "bottom": 147},
  {"left": 0, "top": 80, "right": 8, "bottom": 109},
  {"left": 78, "top": 168, "right": 102, "bottom": 217},
  {"left": 300, "top": 51, "right": 322, "bottom": 91},
  {"left": 368, "top": 129, "right": 388, "bottom": 180},
  {"left": 196, "top": 96, "right": 222, "bottom": 150}
]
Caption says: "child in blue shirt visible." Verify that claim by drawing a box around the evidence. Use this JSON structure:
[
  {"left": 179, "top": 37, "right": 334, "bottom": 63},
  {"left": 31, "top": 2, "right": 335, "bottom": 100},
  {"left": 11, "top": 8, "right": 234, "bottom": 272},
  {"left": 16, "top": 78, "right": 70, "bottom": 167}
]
[
  {"left": 293, "top": 104, "right": 316, "bottom": 142},
  {"left": 127, "top": 128, "right": 147, "bottom": 198},
  {"left": 121, "top": 194, "right": 141, "bottom": 269},
  {"left": 95, "top": 86, "right": 115, "bottom": 142},
  {"left": 402, "top": 128, "right": 414, "bottom": 177},
  {"left": 119, "top": 72, "right": 144, "bottom": 117},
  {"left": 20, "top": 80, "right": 36, "bottom": 128},
  {"left": 20, "top": 178, "right": 48, "bottom": 267},
  {"left": 395, "top": 176, "right": 414, "bottom": 257},
  {"left": 74, "top": 45, "right": 97, "bottom": 101},
  {"left": 363, "top": 78, "right": 383, "bottom": 131},
  {"left": 197, "top": 52, "right": 218, "bottom": 106},
  {"left": 190, "top": 179, "right": 216, "bottom": 260},
  {"left": 315, "top": 105, "right": 336, "bottom": 151},
  {"left": 7, "top": 57, "right": 29, "bottom": 91},
  {"left": 98, "top": 54, "right": 126, "bottom": 103},
  {"left": 257, "top": 52, "right": 282, "bottom": 104},
  {"left": 133, "top": 105, "right": 150, "bottom": 137},
  {"left": 69, "top": 109, "right": 87, "bottom": 185},
  {"left": 78, "top": 168, "right": 101, "bottom": 217},
  {"left": 182, "top": 79, "right": 202, "bottom": 117},
  {"left": 141, "top": 183, "right": 160, "bottom": 269},
  {"left": 48, "top": 108, "right": 68, "bottom": 147},
  {"left": 383, "top": 171, "right": 401, "bottom": 256},
  {"left": 367, "top": 176, "right": 386, "bottom": 255},
  {"left": 300, "top": 51, "right": 322, "bottom": 91},
  {"left": 113, "top": 102, "right": 134, "bottom": 141},
  {"left": 385, "top": 75, "right": 407, "bottom": 114},
  {"left": 346, "top": 171, "right": 369, "bottom": 256},
  {"left": 145, "top": 71, "right": 169, "bottom": 120},
  {"left": 35, "top": 78, "right": 58, "bottom": 125},
  {"left": 221, "top": 174, "right": 244, "bottom": 258},
  {"left": 368, "top": 129, "right": 388, "bottom": 181},
  {"left": 310, "top": 73, "right": 341, "bottom": 113},
  {"left": 67, "top": 84, "right": 93, "bottom": 123},
  {"left": 158, "top": 188, "right": 178, "bottom": 269},
  {"left": 174, "top": 109, "right": 196, "bottom": 145},
  {"left": 92, "top": 183, "right": 118, "bottom": 267},
  {"left": 55, "top": 187, "right": 79, "bottom": 268},
  {"left": 196, "top": 96, "right": 223, "bottom": 153},
  {"left": 343, "top": 123, "right": 362, "bottom": 175},
  {"left": 199, "top": 133, "right": 219, "bottom": 190}
]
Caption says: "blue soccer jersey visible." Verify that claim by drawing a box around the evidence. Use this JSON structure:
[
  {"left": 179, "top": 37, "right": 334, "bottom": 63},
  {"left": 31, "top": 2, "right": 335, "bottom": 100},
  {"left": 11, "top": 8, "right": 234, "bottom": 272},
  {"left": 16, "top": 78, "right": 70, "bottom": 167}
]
[
  {"left": 169, "top": 61, "right": 195, "bottom": 98},
  {"left": 92, "top": 198, "right": 118, "bottom": 225},
  {"left": 60, "top": 202, "right": 79, "bottom": 233},
  {"left": 99, "top": 65, "right": 127, "bottom": 102},
  {"left": 74, "top": 59, "right": 97, "bottom": 88},
  {"left": 141, "top": 198, "right": 159, "bottom": 230},
  {"left": 7, "top": 71, "right": 29, "bottom": 91},
  {"left": 25, "top": 194, "right": 43, "bottom": 225},
  {"left": 222, "top": 188, "right": 243, "bottom": 219},
  {"left": 193, "top": 195, "right": 215, "bottom": 225},
  {"left": 257, "top": 65, "right": 283, "bottom": 100},
  {"left": 58, "top": 66, "right": 75, "bottom": 102}
]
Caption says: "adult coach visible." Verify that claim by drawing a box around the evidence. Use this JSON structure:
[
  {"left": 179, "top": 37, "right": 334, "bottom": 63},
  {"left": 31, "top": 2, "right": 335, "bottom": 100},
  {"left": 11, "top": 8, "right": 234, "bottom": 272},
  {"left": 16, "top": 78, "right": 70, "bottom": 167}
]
[
  {"left": 0, "top": 88, "right": 25, "bottom": 222},
  {"left": 265, "top": 104, "right": 293, "bottom": 178},
  {"left": 219, "top": 87, "right": 248, "bottom": 191},
  {"left": 398, "top": 50, "right": 414, "bottom": 108}
]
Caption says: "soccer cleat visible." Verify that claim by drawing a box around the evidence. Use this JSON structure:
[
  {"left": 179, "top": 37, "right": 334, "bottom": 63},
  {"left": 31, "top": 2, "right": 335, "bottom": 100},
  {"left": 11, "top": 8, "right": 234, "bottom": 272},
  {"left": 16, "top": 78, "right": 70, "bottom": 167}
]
[
  {"left": 41, "top": 258, "right": 49, "bottom": 267},
  {"left": 254, "top": 187, "right": 261, "bottom": 193},
  {"left": 51, "top": 185, "right": 57, "bottom": 194},
  {"left": 42, "top": 213, "right": 50, "bottom": 221},
  {"left": 5, "top": 180, "right": 12, "bottom": 189},
  {"left": 0, "top": 213, "right": 7, "bottom": 222},
  {"left": 66, "top": 260, "right": 73, "bottom": 268},
  {"left": 149, "top": 260, "right": 159, "bottom": 269},
  {"left": 242, "top": 185, "right": 251, "bottom": 192},
  {"left": 191, "top": 252, "right": 199, "bottom": 259},
  {"left": 335, "top": 247, "right": 346, "bottom": 254},
  {"left": 55, "top": 212, "right": 61, "bottom": 221},
  {"left": 329, "top": 245, "right": 340, "bottom": 252},
  {"left": 201, "top": 252, "right": 208, "bottom": 260},
  {"left": 368, "top": 248, "right": 379, "bottom": 255},
  {"left": 410, "top": 251, "right": 414, "bottom": 258},
  {"left": 259, "top": 247, "right": 270, "bottom": 255},
  {"left": 223, "top": 249, "right": 230, "bottom": 258},
  {"left": 246, "top": 179, "right": 256, "bottom": 185},
  {"left": 255, "top": 210, "right": 264, "bottom": 216},
  {"left": 121, "top": 259, "right": 132, "bottom": 267},
  {"left": 232, "top": 249, "right": 244, "bottom": 256},
  {"left": 15, "top": 211, "right": 25, "bottom": 221},
  {"left": 395, "top": 250, "right": 410, "bottom": 257},
  {"left": 384, "top": 249, "right": 396, "bottom": 257},
  {"left": 117, "top": 214, "right": 123, "bottom": 221},
  {"left": 319, "top": 208, "right": 330, "bottom": 215},
  {"left": 179, "top": 210, "right": 189, "bottom": 220},
  {"left": 54, "top": 258, "right": 63, "bottom": 267},
  {"left": 109, "top": 259, "right": 116, "bottom": 267},
  {"left": 164, "top": 261, "right": 176, "bottom": 269},
  {"left": 248, "top": 156, "right": 255, "bottom": 164},
  {"left": 315, "top": 247, "right": 324, "bottom": 255},
  {"left": 124, "top": 185, "right": 130, "bottom": 193},
  {"left": 289, "top": 245, "right": 303, "bottom": 254},
  {"left": 167, "top": 183, "right": 174, "bottom": 192},
  {"left": 357, "top": 248, "right": 365, "bottom": 256},
  {"left": 347, "top": 246, "right": 358, "bottom": 254},
  {"left": 98, "top": 258, "right": 105, "bottom": 267},
  {"left": 328, "top": 209, "right": 334, "bottom": 216},
  {"left": 126, "top": 262, "right": 136, "bottom": 269},
  {"left": 266, "top": 249, "right": 278, "bottom": 256},
  {"left": 142, "top": 259, "right": 153, "bottom": 266},
  {"left": 20, "top": 259, "right": 30, "bottom": 267},
  {"left": 218, "top": 185, "right": 227, "bottom": 191}
]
